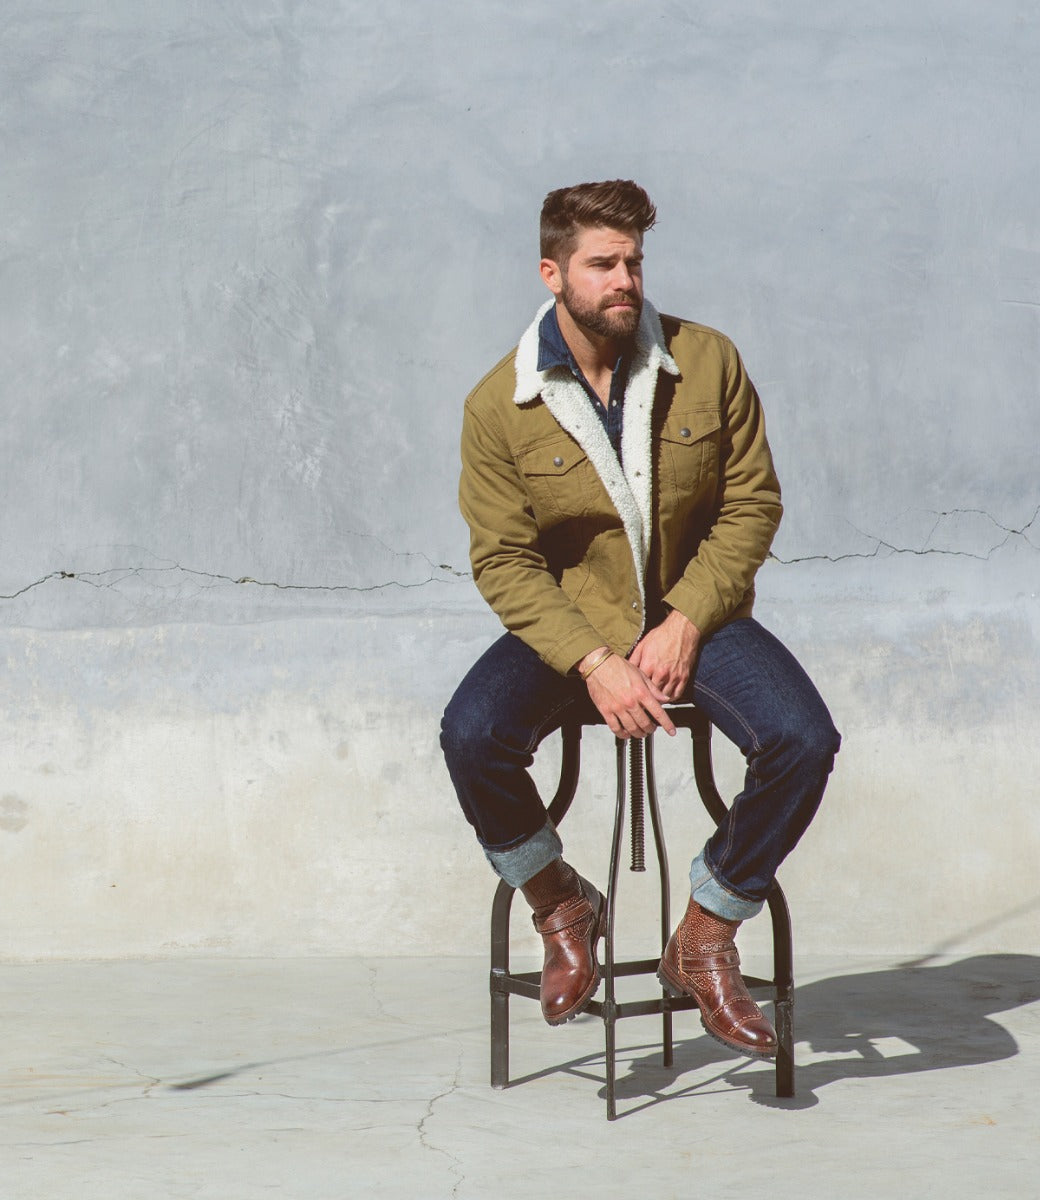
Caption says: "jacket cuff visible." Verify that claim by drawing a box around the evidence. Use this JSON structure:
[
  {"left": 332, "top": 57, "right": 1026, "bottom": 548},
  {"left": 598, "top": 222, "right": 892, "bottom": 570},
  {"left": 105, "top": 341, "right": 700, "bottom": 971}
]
[
  {"left": 543, "top": 627, "right": 611, "bottom": 677},
  {"left": 662, "top": 578, "right": 725, "bottom": 638}
]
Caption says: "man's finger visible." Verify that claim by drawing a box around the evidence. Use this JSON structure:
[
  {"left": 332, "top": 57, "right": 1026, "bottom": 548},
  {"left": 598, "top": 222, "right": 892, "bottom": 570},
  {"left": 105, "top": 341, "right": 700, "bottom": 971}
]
[
  {"left": 643, "top": 696, "right": 676, "bottom": 736},
  {"left": 613, "top": 702, "right": 650, "bottom": 739}
]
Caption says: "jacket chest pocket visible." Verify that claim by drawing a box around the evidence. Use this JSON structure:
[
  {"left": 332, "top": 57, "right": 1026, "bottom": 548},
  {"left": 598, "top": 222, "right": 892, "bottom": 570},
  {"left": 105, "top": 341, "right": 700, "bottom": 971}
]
[
  {"left": 517, "top": 437, "right": 595, "bottom": 524},
  {"left": 658, "top": 408, "right": 721, "bottom": 503}
]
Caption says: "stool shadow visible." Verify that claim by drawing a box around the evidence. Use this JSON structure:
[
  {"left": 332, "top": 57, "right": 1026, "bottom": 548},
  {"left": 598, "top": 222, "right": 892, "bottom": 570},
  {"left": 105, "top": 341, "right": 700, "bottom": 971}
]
[{"left": 517, "top": 954, "right": 1040, "bottom": 1116}]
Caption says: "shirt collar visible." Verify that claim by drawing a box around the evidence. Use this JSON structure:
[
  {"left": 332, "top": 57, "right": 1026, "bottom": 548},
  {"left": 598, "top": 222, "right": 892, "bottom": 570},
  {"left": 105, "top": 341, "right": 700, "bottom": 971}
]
[
  {"left": 536, "top": 303, "right": 577, "bottom": 373},
  {"left": 536, "top": 302, "right": 631, "bottom": 376}
]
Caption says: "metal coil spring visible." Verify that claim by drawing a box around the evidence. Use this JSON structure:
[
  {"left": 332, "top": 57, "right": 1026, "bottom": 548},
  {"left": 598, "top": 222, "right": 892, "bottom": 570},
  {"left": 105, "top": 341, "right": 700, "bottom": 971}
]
[{"left": 629, "top": 738, "right": 645, "bottom": 872}]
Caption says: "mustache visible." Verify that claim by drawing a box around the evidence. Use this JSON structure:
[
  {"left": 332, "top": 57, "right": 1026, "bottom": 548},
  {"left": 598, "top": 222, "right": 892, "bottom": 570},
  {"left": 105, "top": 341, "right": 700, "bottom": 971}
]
[{"left": 601, "top": 292, "right": 640, "bottom": 308}]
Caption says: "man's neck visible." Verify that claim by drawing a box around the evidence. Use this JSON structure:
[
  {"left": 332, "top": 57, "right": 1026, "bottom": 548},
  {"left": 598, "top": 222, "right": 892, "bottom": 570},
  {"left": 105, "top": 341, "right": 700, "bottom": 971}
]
[{"left": 554, "top": 304, "right": 629, "bottom": 402}]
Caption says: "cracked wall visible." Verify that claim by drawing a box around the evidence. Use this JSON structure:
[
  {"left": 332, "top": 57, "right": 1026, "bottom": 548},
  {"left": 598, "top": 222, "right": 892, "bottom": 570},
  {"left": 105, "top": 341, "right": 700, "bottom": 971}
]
[{"left": 0, "top": 1, "right": 1038, "bottom": 957}]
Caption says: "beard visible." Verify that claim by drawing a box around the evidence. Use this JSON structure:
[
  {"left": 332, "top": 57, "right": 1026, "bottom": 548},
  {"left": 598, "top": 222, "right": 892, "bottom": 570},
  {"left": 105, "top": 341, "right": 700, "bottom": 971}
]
[{"left": 559, "top": 280, "right": 642, "bottom": 342}]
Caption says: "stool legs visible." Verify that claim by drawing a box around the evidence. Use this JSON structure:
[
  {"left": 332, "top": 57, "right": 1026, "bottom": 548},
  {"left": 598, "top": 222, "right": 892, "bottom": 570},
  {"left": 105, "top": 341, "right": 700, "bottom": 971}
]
[
  {"left": 490, "top": 723, "right": 585, "bottom": 1090},
  {"left": 488, "top": 714, "right": 796, "bottom": 1116},
  {"left": 602, "top": 738, "right": 627, "bottom": 1120},
  {"left": 489, "top": 880, "right": 514, "bottom": 1090},
  {"left": 643, "top": 734, "right": 675, "bottom": 1069},
  {"left": 603, "top": 735, "right": 675, "bottom": 1119},
  {"left": 767, "top": 883, "right": 796, "bottom": 1097},
  {"left": 691, "top": 708, "right": 796, "bottom": 1096}
]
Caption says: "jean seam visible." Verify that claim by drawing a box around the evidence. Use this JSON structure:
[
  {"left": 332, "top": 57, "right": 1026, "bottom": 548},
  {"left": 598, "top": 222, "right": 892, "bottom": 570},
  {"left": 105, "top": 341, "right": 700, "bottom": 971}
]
[
  {"left": 485, "top": 822, "right": 562, "bottom": 877},
  {"left": 692, "top": 679, "right": 762, "bottom": 875},
  {"left": 700, "top": 846, "right": 762, "bottom": 906},
  {"left": 479, "top": 692, "right": 580, "bottom": 855},
  {"left": 518, "top": 689, "right": 582, "bottom": 757}
]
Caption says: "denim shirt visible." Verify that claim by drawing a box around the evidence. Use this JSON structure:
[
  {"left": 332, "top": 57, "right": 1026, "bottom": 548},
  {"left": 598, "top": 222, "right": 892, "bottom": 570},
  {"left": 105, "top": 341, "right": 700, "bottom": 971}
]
[{"left": 537, "top": 304, "right": 630, "bottom": 459}]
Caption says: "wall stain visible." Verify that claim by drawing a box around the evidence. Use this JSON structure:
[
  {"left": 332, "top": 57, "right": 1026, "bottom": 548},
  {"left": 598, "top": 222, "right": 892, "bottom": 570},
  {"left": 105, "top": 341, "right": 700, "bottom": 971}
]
[{"left": 0, "top": 795, "right": 28, "bottom": 833}]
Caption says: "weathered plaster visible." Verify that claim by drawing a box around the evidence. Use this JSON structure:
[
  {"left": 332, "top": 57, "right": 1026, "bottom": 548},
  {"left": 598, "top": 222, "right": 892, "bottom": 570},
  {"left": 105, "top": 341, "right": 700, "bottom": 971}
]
[{"left": 0, "top": 1, "right": 1037, "bottom": 957}]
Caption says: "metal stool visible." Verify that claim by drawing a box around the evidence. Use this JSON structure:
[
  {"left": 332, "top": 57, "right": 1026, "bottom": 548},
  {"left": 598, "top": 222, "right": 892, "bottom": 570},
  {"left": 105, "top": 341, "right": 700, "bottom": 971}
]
[{"left": 489, "top": 705, "right": 795, "bottom": 1119}]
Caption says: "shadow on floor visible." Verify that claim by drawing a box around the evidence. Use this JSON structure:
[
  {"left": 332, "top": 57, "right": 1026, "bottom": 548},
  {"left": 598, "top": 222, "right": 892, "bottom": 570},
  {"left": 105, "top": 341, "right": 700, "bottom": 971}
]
[{"left": 508, "top": 954, "right": 1040, "bottom": 1115}]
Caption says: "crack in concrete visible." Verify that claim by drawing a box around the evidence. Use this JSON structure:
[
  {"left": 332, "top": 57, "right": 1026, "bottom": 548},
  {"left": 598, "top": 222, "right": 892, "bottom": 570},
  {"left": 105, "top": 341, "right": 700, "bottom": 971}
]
[
  {"left": 367, "top": 962, "right": 392, "bottom": 1024},
  {"left": 160, "top": 1020, "right": 486, "bottom": 1098},
  {"left": 363, "top": 963, "right": 438, "bottom": 1036},
  {"left": 43, "top": 1056, "right": 167, "bottom": 1116},
  {"left": 771, "top": 505, "right": 1040, "bottom": 565},
  {"left": 0, "top": 551, "right": 472, "bottom": 602},
  {"left": 102, "top": 1055, "right": 162, "bottom": 1095},
  {"left": 416, "top": 1053, "right": 465, "bottom": 1198},
  {"left": 0, "top": 570, "right": 81, "bottom": 600},
  {"left": 173, "top": 1089, "right": 402, "bottom": 1104},
  {"left": 3, "top": 504, "right": 1035, "bottom": 605},
  {"left": 8, "top": 1059, "right": 164, "bottom": 1121},
  {"left": 8, "top": 1139, "right": 99, "bottom": 1148}
]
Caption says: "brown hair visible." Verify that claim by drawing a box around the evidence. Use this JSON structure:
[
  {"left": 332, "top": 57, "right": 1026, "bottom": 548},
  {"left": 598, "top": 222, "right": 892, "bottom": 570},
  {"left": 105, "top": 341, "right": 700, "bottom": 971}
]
[{"left": 540, "top": 179, "right": 657, "bottom": 263}]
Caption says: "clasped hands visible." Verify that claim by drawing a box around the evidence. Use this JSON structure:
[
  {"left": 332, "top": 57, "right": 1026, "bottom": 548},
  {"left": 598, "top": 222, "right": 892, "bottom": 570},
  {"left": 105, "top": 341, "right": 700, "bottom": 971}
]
[{"left": 577, "top": 609, "right": 701, "bottom": 741}]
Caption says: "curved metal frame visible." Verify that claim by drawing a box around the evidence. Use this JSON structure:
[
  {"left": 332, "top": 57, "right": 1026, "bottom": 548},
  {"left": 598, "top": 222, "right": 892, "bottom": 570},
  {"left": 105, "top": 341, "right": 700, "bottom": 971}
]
[{"left": 489, "top": 707, "right": 795, "bottom": 1118}]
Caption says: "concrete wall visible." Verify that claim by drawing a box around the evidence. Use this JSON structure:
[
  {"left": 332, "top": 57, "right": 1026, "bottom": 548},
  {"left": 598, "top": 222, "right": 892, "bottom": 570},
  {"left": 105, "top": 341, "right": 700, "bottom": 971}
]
[{"left": 2, "top": 1, "right": 1037, "bottom": 960}]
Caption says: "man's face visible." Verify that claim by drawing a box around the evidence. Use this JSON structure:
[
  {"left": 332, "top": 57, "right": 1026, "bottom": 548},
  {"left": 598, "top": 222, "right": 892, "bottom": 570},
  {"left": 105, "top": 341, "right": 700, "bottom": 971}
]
[{"left": 546, "top": 226, "right": 644, "bottom": 342}]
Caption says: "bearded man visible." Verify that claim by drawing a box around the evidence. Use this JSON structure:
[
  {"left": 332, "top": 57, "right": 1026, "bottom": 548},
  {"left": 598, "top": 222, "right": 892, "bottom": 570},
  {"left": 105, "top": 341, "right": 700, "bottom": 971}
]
[{"left": 440, "top": 179, "right": 840, "bottom": 1059}]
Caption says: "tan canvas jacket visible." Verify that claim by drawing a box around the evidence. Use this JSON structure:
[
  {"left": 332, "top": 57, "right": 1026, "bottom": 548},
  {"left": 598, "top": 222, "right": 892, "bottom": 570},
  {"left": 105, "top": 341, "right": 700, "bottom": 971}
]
[{"left": 459, "top": 300, "right": 783, "bottom": 676}]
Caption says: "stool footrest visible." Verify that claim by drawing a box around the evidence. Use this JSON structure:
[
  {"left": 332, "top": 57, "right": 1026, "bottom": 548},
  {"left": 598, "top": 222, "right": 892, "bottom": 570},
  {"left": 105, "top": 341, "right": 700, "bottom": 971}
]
[
  {"left": 607, "top": 957, "right": 664, "bottom": 978},
  {"left": 488, "top": 714, "right": 796, "bottom": 1118},
  {"left": 741, "top": 974, "right": 781, "bottom": 991},
  {"left": 490, "top": 969, "right": 540, "bottom": 1001},
  {"left": 586, "top": 995, "right": 698, "bottom": 1020}
]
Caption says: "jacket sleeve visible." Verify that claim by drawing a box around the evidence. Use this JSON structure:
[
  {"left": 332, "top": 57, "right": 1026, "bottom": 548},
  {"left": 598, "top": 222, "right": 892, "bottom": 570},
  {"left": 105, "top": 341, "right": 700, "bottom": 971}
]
[
  {"left": 459, "top": 398, "right": 608, "bottom": 675},
  {"left": 662, "top": 339, "right": 782, "bottom": 635}
]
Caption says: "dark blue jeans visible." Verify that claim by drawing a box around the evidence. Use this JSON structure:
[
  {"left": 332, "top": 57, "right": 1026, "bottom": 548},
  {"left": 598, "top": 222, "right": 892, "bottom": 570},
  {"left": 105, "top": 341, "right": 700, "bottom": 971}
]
[{"left": 440, "top": 619, "right": 840, "bottom": 919}]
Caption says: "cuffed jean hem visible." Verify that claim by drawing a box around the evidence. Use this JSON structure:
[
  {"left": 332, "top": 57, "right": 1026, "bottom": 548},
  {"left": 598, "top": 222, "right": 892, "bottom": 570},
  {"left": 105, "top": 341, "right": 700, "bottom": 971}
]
[
  {"left": 484, "top": 821, "right": 563, "bottom": 889},
  {"left": 690, "top": 851, "right": 765, "bottom": 922}
]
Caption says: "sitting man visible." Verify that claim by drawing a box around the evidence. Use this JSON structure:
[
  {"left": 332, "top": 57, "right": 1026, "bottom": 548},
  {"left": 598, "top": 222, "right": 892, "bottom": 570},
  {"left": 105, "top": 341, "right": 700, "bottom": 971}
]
[{"left": 440, "top": 179, "right": 840, "bottom": 1059}]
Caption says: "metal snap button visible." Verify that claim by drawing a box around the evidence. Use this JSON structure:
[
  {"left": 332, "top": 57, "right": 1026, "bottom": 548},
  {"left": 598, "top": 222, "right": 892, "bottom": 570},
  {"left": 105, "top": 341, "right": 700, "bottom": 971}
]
[
  {"left": 553, "top": 456, "right": 564, "bottom": 467},
  {"left": 679, "top": 427, "right": 691, "bottom": 438}
]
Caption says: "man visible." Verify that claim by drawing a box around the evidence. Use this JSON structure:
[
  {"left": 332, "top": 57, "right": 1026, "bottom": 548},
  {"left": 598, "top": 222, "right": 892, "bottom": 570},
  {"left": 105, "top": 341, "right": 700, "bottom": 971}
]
[{"left": 441, "top": 180, "right": 839, "bottom": 1059}]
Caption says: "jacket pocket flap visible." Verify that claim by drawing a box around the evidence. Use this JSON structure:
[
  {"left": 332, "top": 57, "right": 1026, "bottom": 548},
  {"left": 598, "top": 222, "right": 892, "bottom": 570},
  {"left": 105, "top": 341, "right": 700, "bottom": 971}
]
[
  {"left": 518, "top": 439, "right": 589, "bottom": 477},
  {"left": 660, "top": 409, "right": 721, "bottom": 445}
]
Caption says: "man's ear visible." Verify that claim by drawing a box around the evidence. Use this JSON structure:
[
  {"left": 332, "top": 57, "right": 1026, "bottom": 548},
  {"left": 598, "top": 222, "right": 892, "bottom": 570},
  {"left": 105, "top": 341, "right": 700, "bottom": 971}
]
[{"left": 539, "top": 257, "right": 563, "bottom": 297}]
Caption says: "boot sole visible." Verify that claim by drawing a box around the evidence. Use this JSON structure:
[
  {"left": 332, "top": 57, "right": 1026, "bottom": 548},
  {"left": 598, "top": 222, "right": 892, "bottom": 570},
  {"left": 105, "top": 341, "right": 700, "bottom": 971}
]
[
  {"left": 657, "top": 963, "right": 777, "bottom": 1060},
  {"left": 544, "top": 892, "right": 608, "bottom": 1027}
]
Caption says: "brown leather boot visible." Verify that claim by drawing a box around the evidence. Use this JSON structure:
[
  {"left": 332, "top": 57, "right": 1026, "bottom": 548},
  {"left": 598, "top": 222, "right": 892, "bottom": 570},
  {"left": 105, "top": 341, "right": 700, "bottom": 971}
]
[
  {"left": 520, "top": 858, "right": 606, "bottom": 1026},
  {"left": 658, "top": 896, "right": 777, "bottom": 1059}
]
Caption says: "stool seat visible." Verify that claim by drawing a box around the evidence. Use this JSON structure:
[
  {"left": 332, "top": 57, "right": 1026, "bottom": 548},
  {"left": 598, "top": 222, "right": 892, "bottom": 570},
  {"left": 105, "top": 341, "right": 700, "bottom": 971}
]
[{"left": 489, "top": 704, "right": 795, "bottom": 1119}]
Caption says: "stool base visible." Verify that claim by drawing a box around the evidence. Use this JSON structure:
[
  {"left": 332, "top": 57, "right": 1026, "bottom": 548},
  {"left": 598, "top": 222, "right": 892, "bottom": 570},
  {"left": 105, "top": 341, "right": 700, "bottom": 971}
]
[{"left": 489, "top": 710, "right": 795, "bottom": 1119}]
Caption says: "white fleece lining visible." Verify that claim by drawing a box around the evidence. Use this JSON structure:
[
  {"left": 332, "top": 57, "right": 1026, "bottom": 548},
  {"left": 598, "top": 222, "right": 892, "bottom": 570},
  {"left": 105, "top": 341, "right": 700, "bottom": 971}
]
[{"left": 512, "top": 298, "right": 680, "bottom": 635}]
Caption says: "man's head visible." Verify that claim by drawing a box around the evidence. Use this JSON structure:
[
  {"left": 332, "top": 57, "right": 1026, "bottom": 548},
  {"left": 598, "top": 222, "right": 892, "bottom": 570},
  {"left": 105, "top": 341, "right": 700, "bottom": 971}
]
[
  {"left": 539, "top": 179, "right": 657, "bottom": 265},
  {"left": 539, "top": 180, "right": 657, "bottom": 344}
]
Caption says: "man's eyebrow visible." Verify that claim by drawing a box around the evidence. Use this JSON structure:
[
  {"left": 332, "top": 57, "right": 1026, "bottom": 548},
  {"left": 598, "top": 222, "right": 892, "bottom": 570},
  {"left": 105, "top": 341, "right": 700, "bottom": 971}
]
[{"left": 585, "top": 252, "right": 644, "bottom": 265}]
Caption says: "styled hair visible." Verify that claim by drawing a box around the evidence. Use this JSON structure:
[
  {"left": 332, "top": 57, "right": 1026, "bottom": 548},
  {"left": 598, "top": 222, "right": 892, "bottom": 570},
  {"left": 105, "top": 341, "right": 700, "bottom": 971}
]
[{"left": 540, "top": 179, "right": 657, "bottom": 263}]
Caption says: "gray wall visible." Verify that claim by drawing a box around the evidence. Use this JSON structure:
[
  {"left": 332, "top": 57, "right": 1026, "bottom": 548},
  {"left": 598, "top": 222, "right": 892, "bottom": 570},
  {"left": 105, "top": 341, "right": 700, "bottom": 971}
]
[{"left": 2, "top": 1, "right": 1037, "bottom": 959}]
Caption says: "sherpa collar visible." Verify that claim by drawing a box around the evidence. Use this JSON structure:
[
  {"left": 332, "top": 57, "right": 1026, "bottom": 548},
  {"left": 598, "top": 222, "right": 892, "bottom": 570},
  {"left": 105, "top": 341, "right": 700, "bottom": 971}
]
[
  {"left": 511, "top": 298, "right": 680, "bottom": 620},
  {"left": 512, "top": 297, "right": 679, "bottom": 406}
]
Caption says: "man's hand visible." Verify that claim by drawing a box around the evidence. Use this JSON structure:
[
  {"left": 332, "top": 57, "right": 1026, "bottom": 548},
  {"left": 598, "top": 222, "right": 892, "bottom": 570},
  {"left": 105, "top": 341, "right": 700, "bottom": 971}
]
[
  {"left": 628, "top": 609, "right": 702, "bottom": 702},
  {"left": 578, "top": 647, "right": 676, "bottom": 740}
]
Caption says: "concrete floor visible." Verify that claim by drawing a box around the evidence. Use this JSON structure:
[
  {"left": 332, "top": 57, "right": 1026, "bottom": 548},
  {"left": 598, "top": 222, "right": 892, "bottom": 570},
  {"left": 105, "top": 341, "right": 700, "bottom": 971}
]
[{"left": 1, "top": 953, "right": 1038, "bottom": 1199}]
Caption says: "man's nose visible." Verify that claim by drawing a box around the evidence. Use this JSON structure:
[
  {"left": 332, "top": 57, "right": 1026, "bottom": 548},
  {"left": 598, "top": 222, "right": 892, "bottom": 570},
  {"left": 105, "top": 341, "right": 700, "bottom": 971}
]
[{"left": 609, "top": 263, "right": 635, "bottom": 290}]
